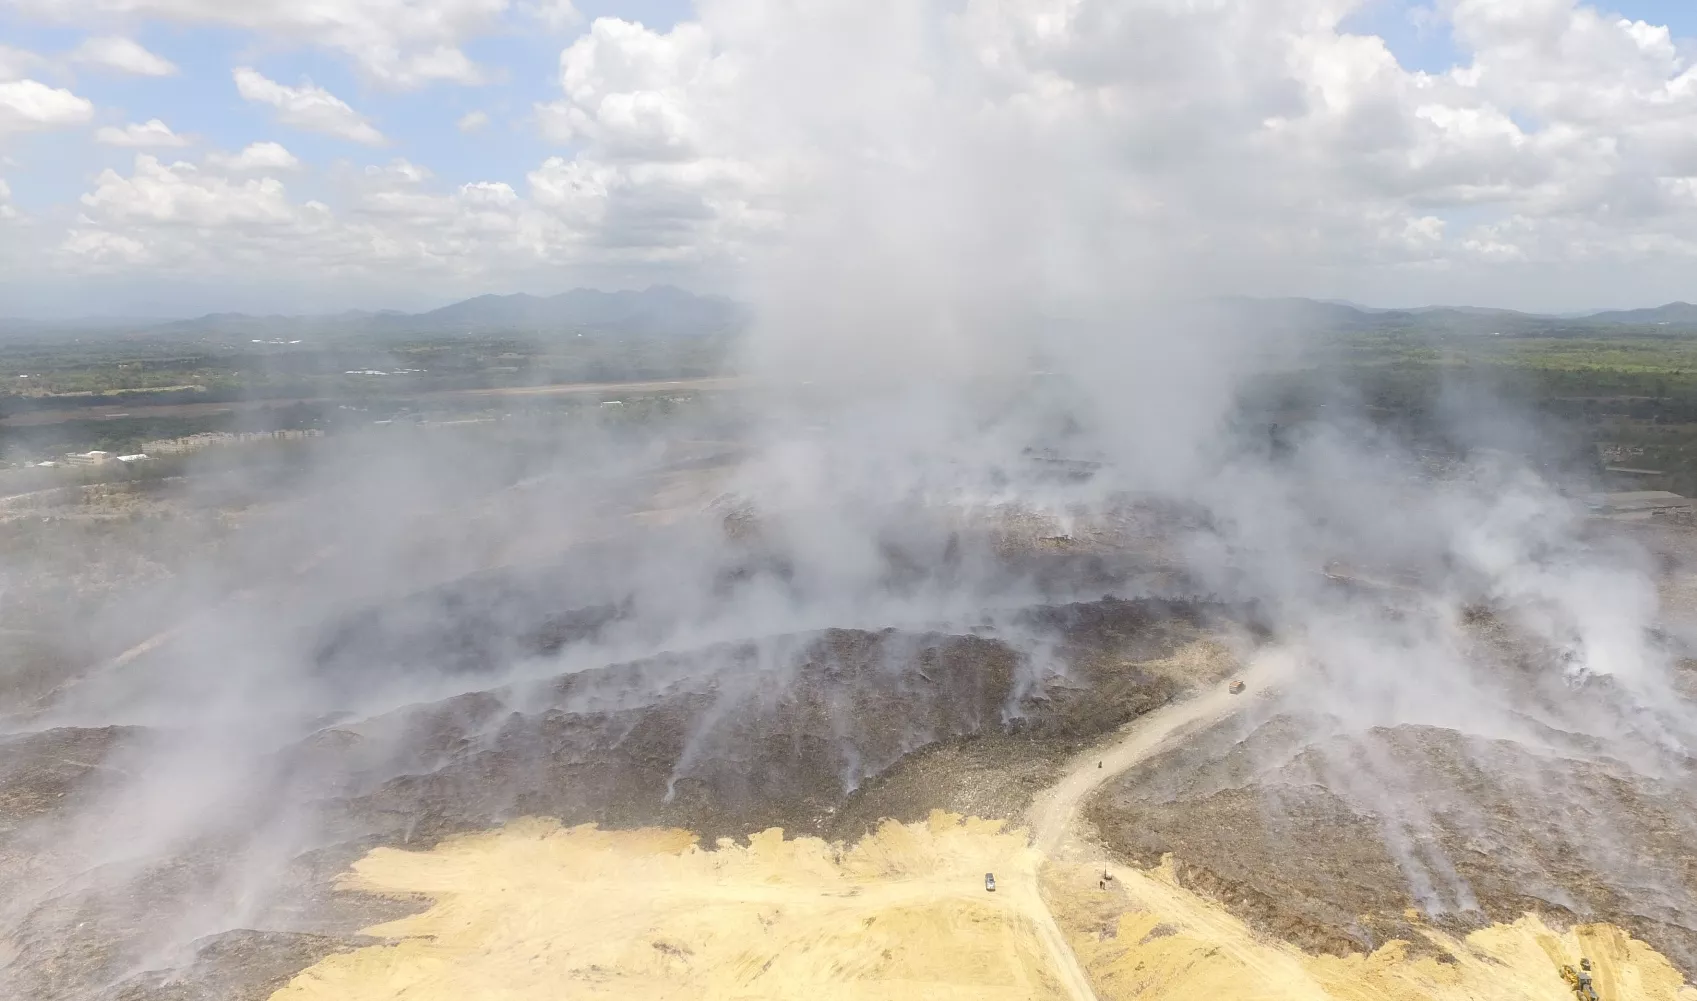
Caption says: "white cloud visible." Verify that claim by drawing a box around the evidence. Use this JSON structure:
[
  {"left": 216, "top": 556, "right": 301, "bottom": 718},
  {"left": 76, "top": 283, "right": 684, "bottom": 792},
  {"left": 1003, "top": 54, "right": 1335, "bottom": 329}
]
[
  {"left": 523, "top": 17, "right": 775, "bottom": 267},
  {"left": 52, "top": 139, "right": 759, "bottom": 283},
  {"left": 526, "top": 155, "right": 774, "bottom": 260},
  {"left": 539, "top": 19, "right": 731, "bottom": 161},
  {"left": 0, "top": 44, "right": 46, "bottom": 81},
  {"left": 233, "top": 68, "right": 385, "bottom": 145},
  {"left": 0, "top": 176, "right": 16, "bottom": 220},
  {"left": 79, "top": 154, "right": 302, "bottom": 226},
  {"left": 71, "top": 35, "right": 178, "bottom": 76},
  {"left": 64, "top": 154, "right": 336, "bottom": 268},
  {"left": 62, "top": 152, "right": 527, "bottom": 275},
  {"left": 457, "top": 109, "right": 490, "bottom": 133},
  {"left": 525, "top": 0, "right": 579, "bottom": 31},
  {"left": 0, "top": 78, "right": 94, "bottom": 137},
  {"left": 95, "top": 118, "right": 189, "bottom": 147},
  {"left": 60, "top": 228, "right": 147, "bottom": 263},
  {"left": 14, "top": 0, "right": 505, "bottom": 87},
  {"left": 23, "top": 0, "right": 1697, "bottom": 310},
  {"left": 868, "top": 0, "right": 1697, "bottom": 296},
  {"left": 364, "top": 158, "right": 432, "bottom": 185},
  {"left": 461, "top": 179, "right": 517, "bottom": 206},
  {"left": 207, "top": 141, "right": 300, "bottom": 171}
]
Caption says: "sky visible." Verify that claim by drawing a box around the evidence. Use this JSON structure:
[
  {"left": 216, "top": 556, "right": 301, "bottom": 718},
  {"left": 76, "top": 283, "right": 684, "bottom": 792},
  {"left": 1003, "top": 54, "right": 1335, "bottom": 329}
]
[{"left": 3, "top": 0, "right": 1697, "bottom": 318}]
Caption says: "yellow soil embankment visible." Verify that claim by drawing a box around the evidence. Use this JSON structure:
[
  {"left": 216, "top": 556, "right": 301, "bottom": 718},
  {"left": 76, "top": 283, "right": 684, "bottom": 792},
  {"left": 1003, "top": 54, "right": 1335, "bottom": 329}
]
[
  {"left": 271, "top": 811, "right": 1069, "bottom": 1001},
  {"left": 1045, "top": 856, "right": 1697, "bottom": 1001},
  {"left": 271, "top": 813, "right": 1695, "bottom": 1001}
]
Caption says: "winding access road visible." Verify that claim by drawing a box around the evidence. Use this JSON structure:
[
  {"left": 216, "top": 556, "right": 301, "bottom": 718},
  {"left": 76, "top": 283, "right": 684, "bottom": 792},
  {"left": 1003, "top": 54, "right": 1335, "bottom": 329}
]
[{"left": 1021, "top": 653, "right": 1293, "bottom": 1001}]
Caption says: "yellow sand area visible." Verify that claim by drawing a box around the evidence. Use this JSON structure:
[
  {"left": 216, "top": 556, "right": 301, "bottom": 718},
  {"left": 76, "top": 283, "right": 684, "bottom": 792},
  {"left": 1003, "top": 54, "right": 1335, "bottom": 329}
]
[
  {"left": 271, "top": 811, "right": 1068, "bottom": 1001},
  {"left": 271, "top": 810, "right": 1696, "bottom": 1001},
  {"left": 1047, "top": 855, "right": 1697, "bottom": 1001}
]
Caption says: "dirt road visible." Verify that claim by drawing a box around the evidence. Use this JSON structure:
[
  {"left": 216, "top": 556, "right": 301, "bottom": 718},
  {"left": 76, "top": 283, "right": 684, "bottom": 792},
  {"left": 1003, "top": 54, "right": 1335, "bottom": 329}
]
[
  {"left": 1017, "top": 648, "right": 1697, "bottom": 1001},
  {"left": 1022, "top": 650, "right": 1295, "bottom": 1001},
  {"left": 1028, "top": 650, "right": 1292, "bottom": 858}
]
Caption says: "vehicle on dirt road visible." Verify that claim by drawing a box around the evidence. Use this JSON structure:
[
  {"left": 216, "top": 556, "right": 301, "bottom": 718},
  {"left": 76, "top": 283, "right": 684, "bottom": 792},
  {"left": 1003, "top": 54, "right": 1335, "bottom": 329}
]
[{"left": 985, "top": 872, "right": 996, "bottom": 892}]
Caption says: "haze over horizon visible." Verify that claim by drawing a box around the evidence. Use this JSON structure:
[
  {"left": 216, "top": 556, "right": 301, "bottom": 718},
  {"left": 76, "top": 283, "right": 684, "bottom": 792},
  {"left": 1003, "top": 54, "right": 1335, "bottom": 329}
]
[
  {"left": 13, "top": 286, "right": 1697, "bottom": 328},
  {"left": 6, "top": 4, "right": 1697, "bottom": 1001},
  {"left": 4, "top": 0, "right": 1697, "bottom": 317}
]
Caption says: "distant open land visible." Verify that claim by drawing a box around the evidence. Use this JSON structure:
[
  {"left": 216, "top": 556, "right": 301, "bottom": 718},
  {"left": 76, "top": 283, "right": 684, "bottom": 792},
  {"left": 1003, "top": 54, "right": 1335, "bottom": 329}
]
[
  {"left": 13, "top": 287, "right": 1697, "bottom": 494},
  {"left": 0, "top": 377, "right": 743, "bottom": 429}
]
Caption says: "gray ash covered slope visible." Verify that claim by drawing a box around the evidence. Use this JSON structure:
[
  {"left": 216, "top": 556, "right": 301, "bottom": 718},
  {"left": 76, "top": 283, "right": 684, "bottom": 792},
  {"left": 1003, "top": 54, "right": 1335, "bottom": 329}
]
[
  {"left": 303, "top": 627, "right": 1036, "bottom": 846},
  {"left": 300, "top": 596, "right": 1225, "bottom": 847},
  {"left": 0, "top": 576, "right": 1227, "bottom": 1001},
  {"left": 1088, "top": 679, "right": 1697, "bottom": 978}
]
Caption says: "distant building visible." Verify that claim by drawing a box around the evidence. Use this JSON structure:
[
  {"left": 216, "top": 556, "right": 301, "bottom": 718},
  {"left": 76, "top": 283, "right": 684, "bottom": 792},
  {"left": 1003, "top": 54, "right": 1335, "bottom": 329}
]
[
  {"left": 65, "top": 451, "right": 111, "bottom": 466},
  {"left": 1586, "top": 490, "right": 1695, "bottom": 519},
  {"left": 140, "top": 429, "right": 322, "bottom": 455}
]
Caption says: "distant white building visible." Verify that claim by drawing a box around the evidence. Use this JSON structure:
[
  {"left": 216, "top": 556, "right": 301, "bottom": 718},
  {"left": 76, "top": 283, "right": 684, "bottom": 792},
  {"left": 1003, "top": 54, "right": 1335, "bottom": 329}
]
[
  {"left": 140, "top": 429, "right": 322, "bottom": 455},
  {"left": 1586, "top": 490, "right": 1695, "bottom": 519}
]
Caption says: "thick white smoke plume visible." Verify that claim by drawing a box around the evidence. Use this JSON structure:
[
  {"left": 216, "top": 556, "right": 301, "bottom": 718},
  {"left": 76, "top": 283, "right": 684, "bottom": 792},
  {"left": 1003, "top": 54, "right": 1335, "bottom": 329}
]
[
  {"left": 2, "top": 1, "right": 1695, "bottom": 996},
  {"left": 692, "top": 0, "right": 1697, "bottom": 917}
]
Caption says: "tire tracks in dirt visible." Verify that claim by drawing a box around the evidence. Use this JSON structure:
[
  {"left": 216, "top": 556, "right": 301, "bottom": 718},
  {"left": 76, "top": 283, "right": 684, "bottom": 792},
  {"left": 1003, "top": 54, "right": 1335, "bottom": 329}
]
[{"left": 1022, "top": 650, "right": 1297, "bottom": 1001}]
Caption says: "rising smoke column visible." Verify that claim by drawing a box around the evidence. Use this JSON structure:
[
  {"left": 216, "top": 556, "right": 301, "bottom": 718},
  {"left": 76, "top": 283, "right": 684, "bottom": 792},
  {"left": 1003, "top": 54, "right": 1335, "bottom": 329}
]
[
  {"left": 5, "top": 5, "right": 1697, "bottom": 997},
  {"left": 701, "top": 0, "right": 1697, "bottom": 914}
]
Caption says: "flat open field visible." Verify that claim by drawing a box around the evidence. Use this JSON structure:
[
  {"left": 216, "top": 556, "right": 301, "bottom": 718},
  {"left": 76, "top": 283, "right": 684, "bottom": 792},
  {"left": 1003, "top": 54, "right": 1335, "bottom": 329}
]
[
  {"left": 275, "top": 813, "right": 1067, "bottom": 1001},
  {"left": 0, "top": 377, "right": 742, "bottom": 427}
]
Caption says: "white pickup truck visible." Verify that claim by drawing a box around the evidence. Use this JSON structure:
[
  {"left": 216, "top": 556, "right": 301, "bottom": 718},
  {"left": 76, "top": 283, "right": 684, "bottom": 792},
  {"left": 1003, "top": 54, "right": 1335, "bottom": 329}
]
[{"left": 984, "top": 872, "right": 996, "bottom": 892}]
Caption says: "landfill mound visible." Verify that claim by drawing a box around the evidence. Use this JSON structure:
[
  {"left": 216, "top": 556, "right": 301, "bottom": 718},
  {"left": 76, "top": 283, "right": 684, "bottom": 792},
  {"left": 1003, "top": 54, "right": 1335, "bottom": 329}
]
[
  {"left": 0, "top": 599, "right": 1223, "bottom": 1001},
  {"left": 7, "top": 488, "right": 1697, "bottom": 1001},
  {"left": 300, "top": 599, "right": 1215, "bottom": 848},
  {"left": 1086, "top": 715, "right": 1697, "bottom": 980}
]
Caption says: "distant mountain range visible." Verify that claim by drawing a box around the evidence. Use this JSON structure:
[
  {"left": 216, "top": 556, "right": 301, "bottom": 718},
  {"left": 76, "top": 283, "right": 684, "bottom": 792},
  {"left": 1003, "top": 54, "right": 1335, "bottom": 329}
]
[
  {"left": 1230, "top": 297, "right": 1697, "bottom": 336},
  {"left": 7, "top": 289, "right": 1697, "bottom": 340},
  {"left": 1584, "top": 301, "right": 1697, "bottom": 325},
  {"left": 0, "top": 286, "right": 750, "bottom": 341}
]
